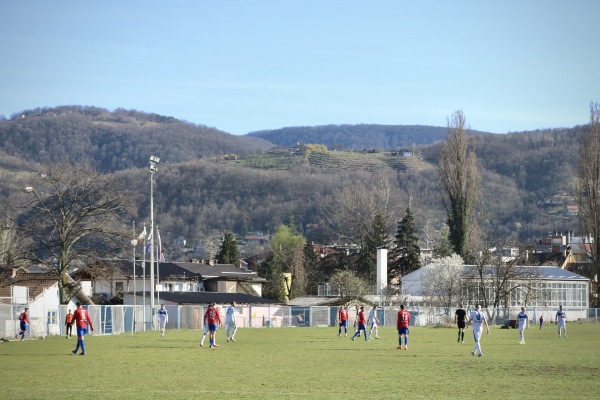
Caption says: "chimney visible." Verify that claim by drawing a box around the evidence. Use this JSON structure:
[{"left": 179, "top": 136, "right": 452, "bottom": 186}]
[{"left": 11, "top": 268, "right": 18, "bottom": 278}]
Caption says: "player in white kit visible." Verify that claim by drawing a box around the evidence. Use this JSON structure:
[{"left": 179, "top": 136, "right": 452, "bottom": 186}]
[
  {"left": 556, "top": 305, "right": 567, "bottom": 338},
  {"left": 467, "top": 304, "right": 490, "bottom": 357},
  {"left": 157, "top": 304, "right": 168, "bottom": 337},
  {"left": 225, "top": 301, "right": 238, "bottom": 342},
  {"left": 516, "top": 307, "right": 529, "bottom": 344},
  {"left": 368, "top": 305, "right": 380, "bottom": 339}
]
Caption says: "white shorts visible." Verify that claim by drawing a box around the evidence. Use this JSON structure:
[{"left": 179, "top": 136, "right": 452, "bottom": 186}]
[
  {"left": 558, "top": 320, "right": 566, "bottom": 328},
  {"left": 472, "top": 328, "right": 483, "bottom": 342},
  {"left": 226, "top": 321, "right": 236, "bottom": 330}
]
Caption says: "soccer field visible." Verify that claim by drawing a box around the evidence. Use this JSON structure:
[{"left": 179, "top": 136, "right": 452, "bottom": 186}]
[{"left": 2, "top": 323, "right": 599, "bottom": 399}]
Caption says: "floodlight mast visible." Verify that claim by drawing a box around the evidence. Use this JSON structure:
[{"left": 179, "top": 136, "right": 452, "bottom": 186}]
[{"left": 149, "top": 155, "right": 160, "bottom": 330}]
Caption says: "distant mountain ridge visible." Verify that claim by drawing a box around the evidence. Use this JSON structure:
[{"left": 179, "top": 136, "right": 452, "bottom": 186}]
[
  {"left": 247, "top": 124, "right": 467, "bottom": 150},
  {"left": 0, "top": 105, "right": 586, "bottom": 251}
]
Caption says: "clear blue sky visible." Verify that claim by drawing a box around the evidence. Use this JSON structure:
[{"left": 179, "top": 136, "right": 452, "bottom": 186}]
[{"left": 1, "top": 1, "right": 598, "bottom": 135}]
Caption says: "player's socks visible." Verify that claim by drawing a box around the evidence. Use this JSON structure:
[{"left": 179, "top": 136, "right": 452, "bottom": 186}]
[
  {"left": 74, "top": 341, "right": 80, "bottom": 353},
  {"left": 461, "top": 332, "right": 464, "bottom": 341},
  {"left": 81, "top": 341, "right": 86, "bottom": 354}
]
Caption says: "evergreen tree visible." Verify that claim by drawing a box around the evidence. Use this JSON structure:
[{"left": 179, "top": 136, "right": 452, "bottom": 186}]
[
  {"left": 255, "top": 253, "right": 286, "bottom": 302},
  {"left": 391, "top": 206, "right": 421, "bottom": 277},
  {"left": 216, "top": 231, "right": 240, "bottom": 266},
  {"left": 356, "top": 212, "right": 389, "bottom": 285}
]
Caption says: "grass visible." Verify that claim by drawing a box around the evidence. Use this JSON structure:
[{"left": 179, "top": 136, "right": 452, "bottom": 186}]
[{"left": 2, "top": 323, "right": 599, "bottom": 399}]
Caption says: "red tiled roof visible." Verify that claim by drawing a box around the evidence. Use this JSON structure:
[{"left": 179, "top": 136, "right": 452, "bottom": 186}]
[{"left": 0, "top": 272, "right": 57, "bottom": 299}]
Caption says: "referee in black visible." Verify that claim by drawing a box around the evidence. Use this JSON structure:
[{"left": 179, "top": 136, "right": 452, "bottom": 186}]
[{"left": 455, "top": 305, "right": 468, "bottom": 343}]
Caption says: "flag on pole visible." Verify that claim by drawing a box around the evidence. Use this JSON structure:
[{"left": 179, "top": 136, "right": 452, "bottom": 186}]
[
  {"left": 138, "top": 225, "right": 147, "bottom": 241},
  {"left": 157, "top": 229, "right": 165, "bottom": 262},
  {"left": 131, "top": 225, "right": 147, "bottom": 246},
  {"left": 146, "top": 230, "right": 153, "bottom": 254}
]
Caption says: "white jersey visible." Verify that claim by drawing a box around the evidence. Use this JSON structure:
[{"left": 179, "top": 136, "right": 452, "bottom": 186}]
[
  {"left": 469, "top": 310, "right": 486, "bottom": 330},
  {"left": 226, "top": 305, "right": 236, "bottom": 323},
  {"left": 368, "top": 309, "right": 377, "bottom": 324},
  {"left": 556, "top": 310, "right": 566, "bottom": 325},
  {"left": 517, "top": 312, "right": 528, "bottom": 329},
  {"left": 158, "top": 308, "right": 168, "bottom": 327}
]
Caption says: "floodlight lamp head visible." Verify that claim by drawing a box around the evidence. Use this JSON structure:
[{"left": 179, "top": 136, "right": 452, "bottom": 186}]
[
  {"left": 149, "top": 164, "right": 158, "bottom": 173},
  {"left": 150, "top": 155, "right": 161, "bottom": 163}
]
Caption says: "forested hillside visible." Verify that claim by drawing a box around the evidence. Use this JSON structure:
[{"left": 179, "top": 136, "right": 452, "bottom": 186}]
[
  {"left": 0, "top": 106, "right": 585, "bottom": 258},
  {"left": 0, "top": 106, "right": 272, "bottom": 172}
]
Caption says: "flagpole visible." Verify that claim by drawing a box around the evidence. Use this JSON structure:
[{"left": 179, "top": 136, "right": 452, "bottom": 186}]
[
  {"left": 142, "top": 226, "right": 146, "bottom": 331},
  {"left": 156, "top": 227, "right": 160, "bottom": 307},
  {"left": 132, "top": 220, "right": 136, "bottom": 335}
]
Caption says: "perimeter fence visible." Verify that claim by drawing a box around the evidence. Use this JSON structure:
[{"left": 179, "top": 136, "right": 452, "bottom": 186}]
[{"left": 2, "top": 303, "right": 598, "bottom": 339}]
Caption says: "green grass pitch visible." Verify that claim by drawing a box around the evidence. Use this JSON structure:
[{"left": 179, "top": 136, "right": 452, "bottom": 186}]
[{"left": 2, "top": 323, "right": 599, "bottom": 399}]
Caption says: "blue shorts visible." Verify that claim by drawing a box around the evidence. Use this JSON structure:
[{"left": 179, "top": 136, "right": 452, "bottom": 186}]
[
  {"left": 358, "top": 323, "right": 366, "bottom": 331},
  {"left": 339, "top": 320, "right": 348, "bottom": 327},
  {"left": 208, "top": 323, "right": 217, "bottom": 332},
  {"left": 398, "top": 327, "right": 409, "bottom": 335},
  {"left": 20, "top": 322, "right": 27, "bottom": 331},
  {"left": 77, "top": 327, "right": 87, "bottom": 337}
]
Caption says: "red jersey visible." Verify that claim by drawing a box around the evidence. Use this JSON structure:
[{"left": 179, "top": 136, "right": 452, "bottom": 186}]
[
  {"left": 397, "top": 309, "right": 410, "bottom": 329},
  {"left": 357, "top": 310, "right": 366, "bottom": 325},
  {"left": 19, "top": 311, "right": 30, "bottom": 323},
  {"left": 339, "top": 308, "right": 348, "bottom": 322},
  {"left": 73, "top": 307, "right": 93, "bottom": 330},
  {"left": 204, "top": 306, "right": 221, "bottom": 325}
]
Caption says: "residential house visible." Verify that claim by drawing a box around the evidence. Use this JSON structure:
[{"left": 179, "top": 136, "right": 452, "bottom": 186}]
[
  {"left": 0, "top": 270, "right": 61, "bottom": 337},
  {"left": 73, "top": 259, "right": 268, "bottom": 304}
]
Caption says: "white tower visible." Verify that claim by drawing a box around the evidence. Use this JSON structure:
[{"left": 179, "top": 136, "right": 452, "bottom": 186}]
[{"left": 376, "top": 248, "right": 388, "bottom": 295}]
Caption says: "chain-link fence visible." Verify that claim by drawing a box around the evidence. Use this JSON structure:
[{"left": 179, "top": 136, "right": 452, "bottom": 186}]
[{"left": 1, "top": 303, "right": 597, "bottom": 339}]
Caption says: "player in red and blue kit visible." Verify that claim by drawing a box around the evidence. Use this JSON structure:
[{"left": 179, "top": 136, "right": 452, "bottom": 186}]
[
  {"left": 203, "top": 303, "right": 221, "bottom": 349},
  {"left": 18, "top": 307, "right": 30, "bottom": 341},
  {"left": 337, "top": 306, "right": 349, "bottom": 337},
  {"left": 351, "top": 306, "right": 368, "bottom": 341},
  {"left": 71, "top": 302, "right": 94, "bottom": 356},
  {"left": 397, "top": 304, "right": 411, "bottom": 350}
]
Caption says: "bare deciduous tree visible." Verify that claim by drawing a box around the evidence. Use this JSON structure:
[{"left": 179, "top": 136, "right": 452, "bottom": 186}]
[
  {"left": 12, "top": 162, "right": 134, "bottom": 304},
  {"left": 438, "top": 110, "right": 481, "bottom": 262},
  {"left": 320, "top": 171, "right": 400, "bottom": 245},
  {"left": 465, "top": 241, "right": 542, "bottom": 320},
  {"left": 576, "top": 102, "right": 600, "bottom": 305},
  {"left": 420, "top": 254, "right": 464, "bottom": 310}
]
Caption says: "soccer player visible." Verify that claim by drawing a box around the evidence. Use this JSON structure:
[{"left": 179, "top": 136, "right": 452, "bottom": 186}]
[
  {"left": 71, "top": 302, "right": 94, "bottom": 356},
  {"left": 18, "top": 307, "right": 30, "bottom": 341},
  {"left": 203, "top": 302, "right": 221, "bottom": 349},
  {"left": 556, "top": 305, "right": 567, "bottom": 338},
  {"left": 467, "top": 304, "right": 489, "bottom": 357},
  {"left": 337, "top": 305, "right": 349, "bottom": 337},
  {"left": 157, "top": 304, "right": 168, "bottom": 337},
  {"left": 353, "top": 304, "right": 361, "bottom": 337},
  {"left": 397, "top": 304, "right": 410, "bottom": 350},
  {"left": 455, "top": 304, "right": 468, "bottom": 343},
  {"left": 539, "top": 315, "right": 544, "bottom": 330},
  {"left": 65, "top": 309, "right": 74, "bottom": 338},
  {"left": 200, "top": 313, "right": 210, "bottom": 347},
  {"left": 517, "top": 306, "right": 529, "bottom": 344},
  {"left": 368, "top": 305, "right": 380, "bottom": 339},
  {"left": 351, "top": 306, "right": 368, "bottom": 341},
  {"left": 225, "top": 301, "right": 238, "bottom": 342}
]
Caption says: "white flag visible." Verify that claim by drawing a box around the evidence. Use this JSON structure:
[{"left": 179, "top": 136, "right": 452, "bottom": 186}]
[{"left": 138, "top": 225, "right": 147, "bottom": 241}]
